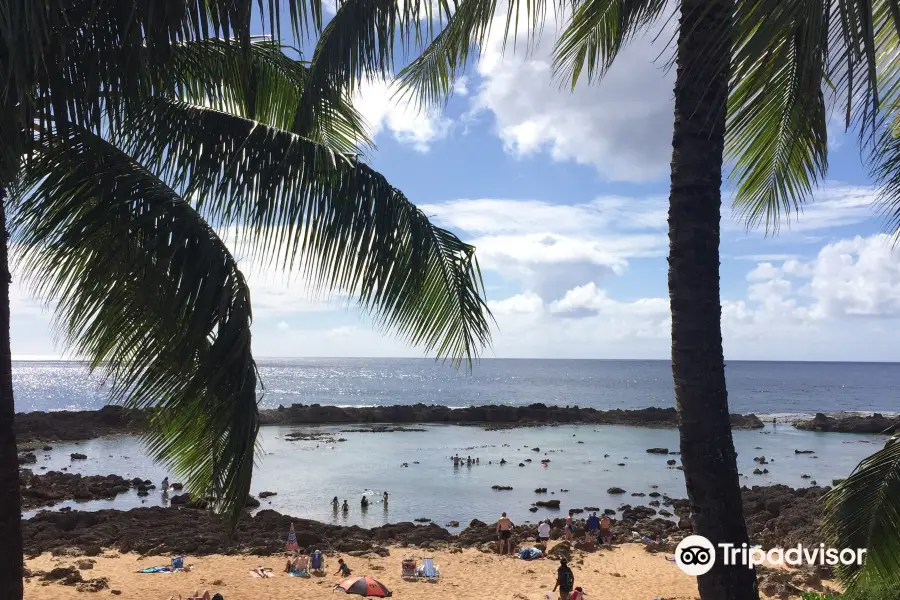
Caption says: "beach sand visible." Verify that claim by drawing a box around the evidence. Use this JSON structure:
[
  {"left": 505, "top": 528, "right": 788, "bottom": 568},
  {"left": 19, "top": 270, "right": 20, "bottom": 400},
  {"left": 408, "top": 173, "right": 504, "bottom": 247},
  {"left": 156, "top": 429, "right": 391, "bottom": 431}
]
[
  {"left": 22, "top": 541, "right": 813, "bottom": 600},
  {"left": 24, "top": 543, "right": 713, "bottom": 600}
]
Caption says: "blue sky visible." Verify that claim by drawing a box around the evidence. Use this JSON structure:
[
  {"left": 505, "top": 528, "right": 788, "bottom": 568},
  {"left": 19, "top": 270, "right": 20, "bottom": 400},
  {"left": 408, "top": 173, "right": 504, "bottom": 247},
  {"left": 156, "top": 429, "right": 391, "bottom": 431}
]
[{"left": 10, "top": 8, "right": 900, "bottom": 361}]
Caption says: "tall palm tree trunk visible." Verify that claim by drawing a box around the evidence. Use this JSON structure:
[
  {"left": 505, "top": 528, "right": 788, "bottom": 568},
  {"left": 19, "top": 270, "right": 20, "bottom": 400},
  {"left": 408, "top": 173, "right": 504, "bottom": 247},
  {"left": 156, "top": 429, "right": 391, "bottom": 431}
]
[
  {"left": 668, "top": 1, "right": 758, "bottom": 599},
  {"left": 0, "top": 188, "right": 23, "bottom": 600}
]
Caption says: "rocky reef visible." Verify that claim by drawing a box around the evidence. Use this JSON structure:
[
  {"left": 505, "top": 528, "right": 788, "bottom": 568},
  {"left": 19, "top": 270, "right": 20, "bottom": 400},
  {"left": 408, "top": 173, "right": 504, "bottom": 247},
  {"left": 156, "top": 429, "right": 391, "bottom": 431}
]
[
  {"left": 14, "top": 403, "right": 765, "bottom": 442},
  {"left": 21, "top": 484, "right": 827, "bottom": 559},
  {"left": 794, "top": 412, "right": 900, "bottom": 434}
]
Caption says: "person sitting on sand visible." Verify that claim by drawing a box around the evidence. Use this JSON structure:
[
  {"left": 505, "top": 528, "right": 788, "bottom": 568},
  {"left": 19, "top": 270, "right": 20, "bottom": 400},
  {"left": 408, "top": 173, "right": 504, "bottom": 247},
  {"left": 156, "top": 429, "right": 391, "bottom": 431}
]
[
  {"left": 496, "top": 512, "right": 514, "bottom": 555},
  {"left": 342, "top": 500, "right": 349, "bottom": 513},
  {"left": 585, "top": 512, "right": 600, "bottom": 543},
  {"left": 334, "top": 558, "right": 352, "bottom": 578},
  {"left": 552, "top": 558, "right": 574, "bottom": 600},
  {"left": 599, "top": 515, "right": 612, "bottom": 544}
]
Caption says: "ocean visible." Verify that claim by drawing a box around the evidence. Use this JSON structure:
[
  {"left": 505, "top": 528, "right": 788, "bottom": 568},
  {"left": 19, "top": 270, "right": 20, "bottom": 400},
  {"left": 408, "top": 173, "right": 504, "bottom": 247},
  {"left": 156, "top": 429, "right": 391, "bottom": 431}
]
[
  {"left": 15, "top": 358, "right": 899, "bottom": 528},
  {"left": 13, "top": 358, "right": 900, "bottom": 416}
]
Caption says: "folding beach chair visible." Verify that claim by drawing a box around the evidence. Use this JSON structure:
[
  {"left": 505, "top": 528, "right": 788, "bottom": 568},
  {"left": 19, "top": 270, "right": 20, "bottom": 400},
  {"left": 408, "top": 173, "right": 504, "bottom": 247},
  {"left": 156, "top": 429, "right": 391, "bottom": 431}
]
[
  {"left": 417, "top": 557, "right": 439, "bottom": 580},
  {"left": 171, "top": 557, "right": 184, "bottom": 570},
  {"left": 290, "top": 555, "right": 309, "bottom": 578},
  {"left": 310, "top": 550, "right": 325, "bottom": 574},
  {"left": 401, "top": 558, "right": 418, "bottom": 580}
]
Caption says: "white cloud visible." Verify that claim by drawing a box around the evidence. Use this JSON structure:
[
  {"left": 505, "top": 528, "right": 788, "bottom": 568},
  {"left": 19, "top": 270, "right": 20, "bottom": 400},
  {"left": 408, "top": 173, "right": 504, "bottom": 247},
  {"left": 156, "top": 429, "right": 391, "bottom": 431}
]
[
  {"left": 470, "top": 3, "right": 676, "bottom": 181},
  {"left": 354, "top": 78, "right": 451, "bottom": 151},
  {"left": 727, "top": 184, "right": 879, "bottom": 233},
  {"left": 422, "top": 197, "right": 667, "bottom": 299}
]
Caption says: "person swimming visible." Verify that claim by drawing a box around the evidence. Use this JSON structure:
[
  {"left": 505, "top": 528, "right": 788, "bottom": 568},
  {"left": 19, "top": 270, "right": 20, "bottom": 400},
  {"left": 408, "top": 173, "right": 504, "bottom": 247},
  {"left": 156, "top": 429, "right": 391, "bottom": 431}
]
[{"left": 341, "top": 500, "right": 349, "bottom": 512}]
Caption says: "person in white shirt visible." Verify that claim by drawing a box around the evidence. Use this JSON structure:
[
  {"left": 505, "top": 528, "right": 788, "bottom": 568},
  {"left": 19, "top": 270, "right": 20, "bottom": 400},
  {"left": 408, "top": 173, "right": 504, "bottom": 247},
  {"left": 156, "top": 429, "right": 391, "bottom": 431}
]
[{"left": 538, "top": 520, "right": 551, "bottom": 548}]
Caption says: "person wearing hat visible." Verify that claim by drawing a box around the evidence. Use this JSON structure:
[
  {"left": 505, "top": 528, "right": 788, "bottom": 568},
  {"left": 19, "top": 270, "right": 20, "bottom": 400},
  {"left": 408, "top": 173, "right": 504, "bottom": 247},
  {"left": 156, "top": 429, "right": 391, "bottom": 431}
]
[{"left": 553, "top": 558, "right": 575, "bottom": 600}]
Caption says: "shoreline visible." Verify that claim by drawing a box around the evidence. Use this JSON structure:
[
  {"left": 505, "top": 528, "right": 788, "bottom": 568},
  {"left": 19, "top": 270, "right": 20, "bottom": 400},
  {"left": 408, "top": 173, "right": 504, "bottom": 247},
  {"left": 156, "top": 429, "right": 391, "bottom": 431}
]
[
  {"left": 21, "top": 484, "right": 825, "bottom": 558},
  {"left": 14, "top": 403, "right": 900, "bottom": 444},
  {"left": 17, "top": 404, "right": 768, "bottom": 443}
]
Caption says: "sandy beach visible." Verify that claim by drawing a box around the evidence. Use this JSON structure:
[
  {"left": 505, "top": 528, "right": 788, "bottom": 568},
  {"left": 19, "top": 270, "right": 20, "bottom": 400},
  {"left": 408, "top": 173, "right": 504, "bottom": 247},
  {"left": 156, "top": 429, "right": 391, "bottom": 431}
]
[{"left": 25, "top": 543, "right": 716, "bottom": 600}]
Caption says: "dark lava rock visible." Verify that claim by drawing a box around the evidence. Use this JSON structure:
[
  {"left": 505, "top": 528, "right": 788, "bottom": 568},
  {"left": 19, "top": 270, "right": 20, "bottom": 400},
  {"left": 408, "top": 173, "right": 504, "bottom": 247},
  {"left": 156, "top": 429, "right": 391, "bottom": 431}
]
[
  {"left": 753, "top": 456, "right": 767, "bottom": 464},
  {"left": 535, "top": 488, "right": 548, "bottom": 493},
  {"left": 170, "top": 493, "right": 190, "bottom": 505},
  {"left": 666, "top": 459, "right": 676, "bottom": 466},
  {"left": 70, "top": 453, "right": 87, "bottom": 460},
  {"left": 43, "top": 446, "right": 53, "bottom": 451},
  {"left": 518, "top": 463, "right": 525, "bottom": 467},
  {"left": 794, "top": 449, "right": 815, "bottom": 454},
  {"left": 801, "top": 474, "right": 811, "bottom": 479},
  {"left": 16, "top": 404, "right": 765, "bottom": 442},
  {"left": 603, "top": 509, "right": 616, "bottom": 515},
  {"left": 245, "top": 496, "right": 261, "bottom": 508},
  {"left": 568, "top": 508, "right": 584, "bottom": 515},
  {"left": 646, "top": 448, "right": 669, "bottom": 454},
  {"left": 649, "top": 500, "right": 660, "bottom": 507},
  {"left": 18, "top": 452, "right": 37, "bottom": 465},
  {"left": 607, "top": 487, "right": 626, "bottom": 494},
  {"left": 258, "top": 491, "right": 277, "bottom": 499},
  {"left": 584, "top": 506, "right": 600, "bottom": 512},
  {"left": 19, "top": 471, "right": 146, "bottom": 510},
  {"left": 631, "top": 492, "right": 645, "bottom": 497},
  {"left": 414, "top": 518, "right": 431, "bottom": 523},
  {"left": 491, "top": 485, "right": 513, "bottom": 491},
  {"left": 795, "top": 412, "right": 900, "bottom": 434},
  {"left": 546, "top": 541, "right": 572, "bottom": 561},
  {"left": 541, "top": 459, "right": 550, "bottom": 464},
  {"left": 648, "top": 492, "right": 661, "bottom": 498},
  {"left": 535, "top": 500, "right": 561, "bottom": 509}
]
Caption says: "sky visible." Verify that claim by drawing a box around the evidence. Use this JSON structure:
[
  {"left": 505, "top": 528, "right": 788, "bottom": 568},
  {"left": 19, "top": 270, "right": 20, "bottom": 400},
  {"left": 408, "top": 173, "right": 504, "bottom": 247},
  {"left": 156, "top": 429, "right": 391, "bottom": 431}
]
[{"left": 10, "top": 7, "right": 900, "bottom": 362}]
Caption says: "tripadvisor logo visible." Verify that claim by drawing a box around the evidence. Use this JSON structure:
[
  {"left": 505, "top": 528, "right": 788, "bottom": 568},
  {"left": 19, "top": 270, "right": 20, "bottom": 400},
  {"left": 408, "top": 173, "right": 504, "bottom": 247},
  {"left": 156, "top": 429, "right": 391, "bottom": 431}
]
[{"left": 674, "top": 535, "right": 867, "bottom": 576}]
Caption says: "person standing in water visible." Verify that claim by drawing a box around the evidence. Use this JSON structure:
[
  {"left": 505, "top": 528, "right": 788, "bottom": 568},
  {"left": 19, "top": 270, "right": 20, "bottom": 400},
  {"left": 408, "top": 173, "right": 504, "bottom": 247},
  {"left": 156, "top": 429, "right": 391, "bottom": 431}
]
[
  {"left": 495, "top": 512, "right": 514, "bottom": 555},
  {"left": 341, "top": 500, "right": 349, "bottom": 513},
  {"left": 383, "top": 491, "right": 389, "bottom": 506}
]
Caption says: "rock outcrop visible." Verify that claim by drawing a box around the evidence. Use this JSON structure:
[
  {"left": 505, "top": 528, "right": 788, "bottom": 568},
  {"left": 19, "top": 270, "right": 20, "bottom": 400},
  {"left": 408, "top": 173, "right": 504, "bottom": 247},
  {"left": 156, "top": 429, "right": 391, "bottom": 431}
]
[{"left": 794, "top": 412, "right": 900, "bottom": 434}]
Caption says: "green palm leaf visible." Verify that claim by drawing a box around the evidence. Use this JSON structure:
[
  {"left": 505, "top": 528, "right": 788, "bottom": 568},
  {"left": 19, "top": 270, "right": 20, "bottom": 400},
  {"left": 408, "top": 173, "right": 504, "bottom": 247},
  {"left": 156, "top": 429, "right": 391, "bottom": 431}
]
[
  {"left": 823, "top": 434, "right": 900, "bottom": 587},
  {"left": 726, "top": 0, "right": 830, "bottom": 231},
  {"left": 113, "top": 97, "right": 493, "bottom": 367},
  {"left": 152, "top": 37, "right": 373, "bottom": 154},
  {"left": 552, "top": 0, "right": 669, "bottom": 88},
  {"left": 10, "top": 125, "right": 260, "bottom": 528}
]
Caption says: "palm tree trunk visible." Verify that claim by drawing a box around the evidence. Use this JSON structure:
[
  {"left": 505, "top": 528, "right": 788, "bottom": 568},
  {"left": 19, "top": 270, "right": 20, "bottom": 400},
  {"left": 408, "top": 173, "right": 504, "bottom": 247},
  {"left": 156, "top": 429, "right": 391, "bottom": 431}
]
[
  {"left": 0, "top": 188, "right": 23, "bottom": 600},
  {"left": 668, "top": 1, "right": 758, "bottom": 599}
]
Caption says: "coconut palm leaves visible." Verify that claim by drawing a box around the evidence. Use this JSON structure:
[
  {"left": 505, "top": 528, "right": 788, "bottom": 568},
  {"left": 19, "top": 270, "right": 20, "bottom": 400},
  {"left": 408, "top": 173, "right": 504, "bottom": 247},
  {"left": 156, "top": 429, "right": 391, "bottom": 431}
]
[
  {"left": 823, "top": 434, "right": 900, "bottom": 588},
  {"left": 9, "top": 38, "right": 491, "bottom": 526}
]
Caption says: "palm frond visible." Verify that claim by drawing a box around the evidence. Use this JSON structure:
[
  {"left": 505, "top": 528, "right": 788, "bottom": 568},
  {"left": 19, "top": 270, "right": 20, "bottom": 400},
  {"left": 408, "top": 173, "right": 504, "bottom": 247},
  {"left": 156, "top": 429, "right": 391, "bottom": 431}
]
[
  {"left": 116, "top": 97, "right": 493, "bottom": 367},
  {"left": 726, "top": 0, "right": 830, "bottom": 231},
  {"left": 823, "top": 434, "right": 900, "bottom": 587},
  {"left": 552, "top": 0, "right": 669, "bottom": 88},
  {"left": 154, "top": 37, "right": 372, "bottom": 154},
  {"left": 293, "top": 0, "right": 454, "bottom": 133},
  {"left": 868, "top": 110, "right": 900, "bottom": 234},
  {"left": 395, "top": 0, "right": 501, "bottom": 109},
  {"left": 826, "top": 0, "right": 900, "bottom": 140},
  {"left": 10, "top": 125, "right": 260, "bottom": 528}
]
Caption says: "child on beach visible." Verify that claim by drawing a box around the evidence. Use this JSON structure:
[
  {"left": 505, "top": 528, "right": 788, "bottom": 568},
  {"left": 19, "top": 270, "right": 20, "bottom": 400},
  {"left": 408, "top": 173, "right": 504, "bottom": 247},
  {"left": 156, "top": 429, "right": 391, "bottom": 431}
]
[{"left": 334, "top": 558, "right": 351, "bottom": 578}]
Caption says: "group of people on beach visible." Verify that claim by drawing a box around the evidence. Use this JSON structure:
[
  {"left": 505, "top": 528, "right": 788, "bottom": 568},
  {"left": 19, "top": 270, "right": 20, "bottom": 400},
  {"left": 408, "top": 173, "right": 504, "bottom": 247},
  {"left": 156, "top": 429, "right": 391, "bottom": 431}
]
[
  {"left": 452, "top": 454, "right": 479, "bottom": 466},
  {"left": 331, "top": 491, "right": 389, "bottom": 513},
  {"left": 495, "top": 511, "right": 612, "bottom": 556}
]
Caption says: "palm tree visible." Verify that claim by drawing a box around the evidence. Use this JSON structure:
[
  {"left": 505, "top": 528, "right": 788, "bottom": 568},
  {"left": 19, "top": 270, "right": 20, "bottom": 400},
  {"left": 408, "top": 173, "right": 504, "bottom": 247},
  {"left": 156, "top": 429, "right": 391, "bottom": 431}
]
[
  {"left": 0, "top": 6, "right": 490, "bottom": 599},
  {"left": 284, "top": 0, "right": 900, "bottom": 598}
]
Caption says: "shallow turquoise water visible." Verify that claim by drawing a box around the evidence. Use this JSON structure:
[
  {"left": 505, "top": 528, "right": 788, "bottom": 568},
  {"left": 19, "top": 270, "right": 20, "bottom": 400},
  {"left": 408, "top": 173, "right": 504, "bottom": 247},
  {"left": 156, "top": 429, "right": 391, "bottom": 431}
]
[{"left": 23, "top": 423, "right": 885, "bottom": 529}]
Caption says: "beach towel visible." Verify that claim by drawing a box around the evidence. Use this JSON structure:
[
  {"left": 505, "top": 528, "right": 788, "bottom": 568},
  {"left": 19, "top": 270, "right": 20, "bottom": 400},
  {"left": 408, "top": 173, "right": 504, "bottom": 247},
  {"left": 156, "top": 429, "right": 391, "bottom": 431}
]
[
  {"left": 418, "top": 557, "right": 439, "bottom": 579},
  {"left": 138, "top": 566, "right": 172, "bottom": 573},
  {"left": 519, "top": 548, "right": 542, "bottom": 560}
]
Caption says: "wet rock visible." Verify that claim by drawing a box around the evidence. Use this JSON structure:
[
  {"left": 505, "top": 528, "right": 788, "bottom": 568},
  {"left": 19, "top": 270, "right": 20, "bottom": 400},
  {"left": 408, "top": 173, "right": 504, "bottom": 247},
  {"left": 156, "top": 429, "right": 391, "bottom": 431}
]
[
  {"left": 801, "top": 474, "right": 811, "bottom": 479},
  {"left": 245, "top": 496, "right": 261, "bottom": 508},
  {"left": 170, "top": 483, "right": 183, "bottom": 491},
  {"left": 529, "top": 507, "right": 538, "bottom": 513},
  {"left": 414, "top": 518, "right": 431, "bottom": 523},
  {"left": 646, "top": 448, "right": 668, "bottom": 454},
  {"left": 603, "top": 509, "right": 616, "bottom": 515},
  {"left": 795, "top": 412, "right": 900, "bottom": 434},
  {"left": 666, "top": 459, "right": 676, "bottom": 466},
  {"left": 532, "top": 447, "right": 540, "bottom": 452},
  {"left": 170, "top": 493, "right": 191, "bottom": 505},
  {"left": 18, "top": 452, "right": 37, "bottom": 465},
  {"left": 794, "top": 449, "right": 815, "bottom": 454},
  {"left": 258, "top": 491, "right": 276, "bottom": 499},
  {"left": 491, "top": 485, "right": 513, "bottom": 491},
  {"left": 584, "top": 506, "right": 600, "bottom": 512},
  {"left": 535, "top": 500, "right": 561, "bottom": 509},
  {"left": 535, "top": 488, "right": 548, "bottom": 493},
  {"left": 518, "top": 463, "right": 525, "bottom": 467},
  {"left": 546, "top": 541, "right": 572, "bottom": 561},
  {"left": 607, "top": 487, "right": 626, "bottom": 494},
  {"left": 42, "top": 446, "right": 53, "bottom": 451},
  {"left": 649, "top": 500, "right": 660, "bottom": 507},
  {"left": 648, "top": 492, "right": 661, "bottom": 498},
  {"left": 568, "top": 508, "right": 584, "bottom": 515},
  {"left": 70, "top": 453, "right": 87, "bottom": 460},
  {"left": 541, "top": 459, "right": 550, "bottom": 464},
  {"left": 446, "top": 521, "right": 459, "bottom": 527},
  {"left": 617, "top": 463, "right": 626, "bottom": 467},
  {"left": 753, "top": 456, "right": 767, "bottom": 464}
]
